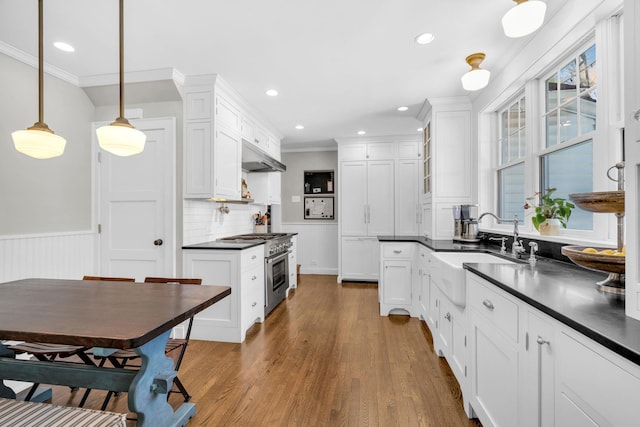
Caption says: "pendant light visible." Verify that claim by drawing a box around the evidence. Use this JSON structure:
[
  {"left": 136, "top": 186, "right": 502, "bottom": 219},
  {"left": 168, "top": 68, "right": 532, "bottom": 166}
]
[
  {"left": 96, "top": 0, "right": 146, "bottom": 156},
  {"left": 12, "top": 0, "right": 66, "bottom": 159},
  {"left": 461, "top": 53, "right": 491, "bottom": 91},
  {"left": 502, "top": 0, "right": 547, "bottom": 38}
]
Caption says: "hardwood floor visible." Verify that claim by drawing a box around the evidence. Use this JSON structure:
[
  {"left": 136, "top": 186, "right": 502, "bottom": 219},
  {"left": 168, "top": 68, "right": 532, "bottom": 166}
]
[{"left": 50, "top": 274, "right": 482, "bottom": 426}]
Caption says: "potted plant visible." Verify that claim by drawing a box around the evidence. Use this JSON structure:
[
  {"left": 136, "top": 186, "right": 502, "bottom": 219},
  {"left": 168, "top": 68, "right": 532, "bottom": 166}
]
[{"left": 524, "top": 188, "right": 575, "bottom": 235}]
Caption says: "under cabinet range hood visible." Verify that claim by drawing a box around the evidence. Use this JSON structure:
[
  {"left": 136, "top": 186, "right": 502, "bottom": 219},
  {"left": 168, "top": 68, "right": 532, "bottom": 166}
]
[{"left": 242, "top": 141, "right": 286, "bottom": 173}]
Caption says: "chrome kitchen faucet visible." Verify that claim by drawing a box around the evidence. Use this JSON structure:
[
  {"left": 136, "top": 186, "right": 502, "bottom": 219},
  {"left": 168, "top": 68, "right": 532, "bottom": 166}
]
[{"left": 478, "top": 212, "right": 525, "bottom": 258}]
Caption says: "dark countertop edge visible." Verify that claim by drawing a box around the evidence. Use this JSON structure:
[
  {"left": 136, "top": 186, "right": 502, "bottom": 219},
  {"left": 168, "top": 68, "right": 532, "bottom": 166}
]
[
  {"left": 466, "top": 266, "right": 640, "bottom": 366},
  {"left": 377, "top": 235, "right": 640, "bottom": 366},
  {"left": 182, "top": 241, "right": 265, "bottom": 250}
]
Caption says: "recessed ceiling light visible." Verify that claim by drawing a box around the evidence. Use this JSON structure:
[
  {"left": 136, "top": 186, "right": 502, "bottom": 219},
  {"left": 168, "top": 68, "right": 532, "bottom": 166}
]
[
  {"left": 357, "top": 130, "right": 366, "bottom": 135},
  {"left": 295, "top": 125, "right": 304, "bottom": 130},
  {"left": 397, "top": 106, "right": 409, "bottom": 112},
  {"left": 265, "top": 89, "right": 278, "bottom": 97},
  {"left": 53, "top": 41, "right": 75, "bottom": 52},
  {"left": 417, "top": 127, "right": 423, "bottom": 132},
  {"left": 414, "top": 33, "right": 435, "bottom": 45}
]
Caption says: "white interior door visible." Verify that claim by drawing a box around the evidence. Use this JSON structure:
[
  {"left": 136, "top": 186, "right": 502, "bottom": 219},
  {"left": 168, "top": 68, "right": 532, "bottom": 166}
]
[{"left": 96, "top": 117, "right": 176, "bottom": 281}]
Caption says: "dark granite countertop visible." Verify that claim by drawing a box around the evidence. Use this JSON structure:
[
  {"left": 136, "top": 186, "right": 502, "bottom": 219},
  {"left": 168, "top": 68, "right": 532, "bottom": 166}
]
[
  {"left": 182, "top": 241, "right": 265, "bottom": 250},
  {"left": 378, "top": 235, "right": 640, "bottom": 366}
]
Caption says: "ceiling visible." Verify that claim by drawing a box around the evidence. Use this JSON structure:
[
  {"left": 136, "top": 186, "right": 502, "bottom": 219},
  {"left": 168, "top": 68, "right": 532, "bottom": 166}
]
[{"left": 0, "top": 0, "right": 562, "bottom": 150}]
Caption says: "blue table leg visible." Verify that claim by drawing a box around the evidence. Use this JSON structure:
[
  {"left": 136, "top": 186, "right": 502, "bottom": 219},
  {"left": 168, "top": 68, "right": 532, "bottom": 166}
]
[
  {"left": 0, "top": 343, "right": 16, "bottom": 399},
  {"left": 128, "top": 330, "right": 195, "bottom": 427}
]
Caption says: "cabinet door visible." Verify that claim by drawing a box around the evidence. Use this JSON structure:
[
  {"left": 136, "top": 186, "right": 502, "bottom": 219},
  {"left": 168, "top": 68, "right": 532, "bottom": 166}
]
[
  {"left": 427, "top": 279, "right": 439, "bottom": 332},
  {"left": 397, "top": 140, "right": 421, "bottom": 159},
  {"left": 241, "top": 116, "right": 255, "bottom": 143},
  {"left": 341, "top": 237, "right": 379, "bottom": 281},
  {"left": 214, "top": 126, "right": 241, "bottom": 200},
  {"left": 521, "top": 310, "right": 554, "bottom": 427},
  {"left": 184, "top": 122, "right": 212, "bottom": 198},
  {"left": 340, "top": 161, "right": 367, "bottom": 235},
  {"left": 268, "top": 172, "right": 281, "bottom": 204},
  {"left": 470, "top": 310, "right": 519, "bottom": 427},
  {"left": 395, "top": 159, "right": 420, "bottom": 235},
  {"left": 437, "top": 291, "right": 452, "bottom": 356},
  {"left": 418, "top": 249, "right": 430, "bottom": 316},
  {"left": 449, "top": 304, "right": 467, "bottom": 386},
  {"left": 367, "top": 142, "right": 394, "bottom": 160},
  {"left": 215, "top": 94, "right": 241, "bottom": 133},
  {"left": 382, "top": 260, "right": 412, "bottom": 306},
  {"left": 367, "top": 160, "right": 394, "bottom": 235}
]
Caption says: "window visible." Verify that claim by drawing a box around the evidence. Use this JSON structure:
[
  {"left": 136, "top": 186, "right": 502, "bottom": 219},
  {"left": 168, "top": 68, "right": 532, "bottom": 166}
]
[
  {"left": 541, "top": 43, "right": 596, "bottom": 230},
  {"left": 497, "top": 96, "right": 526, "bottom": 221}
]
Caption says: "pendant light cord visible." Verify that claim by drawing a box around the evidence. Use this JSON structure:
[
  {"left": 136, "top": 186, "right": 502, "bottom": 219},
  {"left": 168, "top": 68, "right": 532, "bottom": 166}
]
[
  {"left": 118, "top": 0, "right": 125, "bottom": 120},
  {"left": 38, "top": 0, "right": 44, "bottom": 124}
]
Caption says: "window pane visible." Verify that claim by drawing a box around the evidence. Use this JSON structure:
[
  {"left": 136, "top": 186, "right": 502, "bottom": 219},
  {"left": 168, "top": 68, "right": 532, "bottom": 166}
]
[
  {"left": 580, "top": 90, "right": 597, "bottom": 133},
  {"left": 509, "top": 103, "right": 519, "bottom": 136},
  {"left": 546, "top": 74, "right": 558, "bottom": 111},
  {"left": 546, "top": 113, "right": 558, "bottom": 147},
  {"left": 518, "top": 128, "right": 526, "bottom": 158},
  {"left": 508, "top": 134, "right": 519, "bottom": 162},
  {"left": 542, "top": 140, "right": 593, "bottom": 230},
  {"left": 559, "top": 59, "right": 577, "bottom": 105},
  {"left": 499, "top": 163, "right": 525, "bottom": 221},
  {"left": 520, "top": 97, "right": 526, "bottom": 128},
  {"left": 501, "top": 138, "right": 508, "bottom": 164},
  {"left": 579, "top": 44, "right": 596, "bottom": 90},
  {"left": 559, "top": 101, "right": 578, "bottom": 143}
]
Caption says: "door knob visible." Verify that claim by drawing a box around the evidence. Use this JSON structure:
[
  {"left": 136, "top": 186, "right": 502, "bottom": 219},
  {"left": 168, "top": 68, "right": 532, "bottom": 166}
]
[{"left": 154, "top": 239, "right": 163, "bottom": 246}]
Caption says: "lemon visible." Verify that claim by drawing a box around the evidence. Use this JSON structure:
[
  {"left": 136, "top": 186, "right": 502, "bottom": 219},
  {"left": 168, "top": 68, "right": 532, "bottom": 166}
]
[
  {"left": 582, "top": 247, "right": 598, "bottom": 253},
  {"left": 613, "top": 251, "right": 625, "bottom": 257},
  {"left": 599, "top": 249, "right": 615, "bottom": 255}
]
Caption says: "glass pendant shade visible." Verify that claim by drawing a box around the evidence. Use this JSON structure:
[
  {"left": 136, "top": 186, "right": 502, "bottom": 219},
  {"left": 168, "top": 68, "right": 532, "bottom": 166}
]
[
  {"left": 502, "top": 0, "right": 547, "bottom": 38},
  {"left": 97, "top": 118, "right": 146, "bottom": 157},
  {"left": 461, "top": 53, "right": 491, "bottom": 91},
  {"left": 13, "top": 0, "right": 66, "bottom": 159},
  {"left": 13, "top": 123, "right": 66, "bottom": 159},
  {"left": 98, "top": 0, "right": 146, "bottom": 157}
]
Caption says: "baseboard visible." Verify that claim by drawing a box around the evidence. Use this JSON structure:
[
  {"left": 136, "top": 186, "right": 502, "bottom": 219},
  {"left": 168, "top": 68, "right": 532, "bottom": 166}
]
[{"left": 301, "top": 267, "right": 338, "bottom": 275}]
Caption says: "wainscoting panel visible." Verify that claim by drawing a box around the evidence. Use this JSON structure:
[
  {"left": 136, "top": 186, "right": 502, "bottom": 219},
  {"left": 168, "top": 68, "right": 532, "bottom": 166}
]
[
  {"left": 280, "top": 222, "right": 338, "bottom": 275},
  {"left": 0, "top": 231, "right": 96, "bottom": 283}
]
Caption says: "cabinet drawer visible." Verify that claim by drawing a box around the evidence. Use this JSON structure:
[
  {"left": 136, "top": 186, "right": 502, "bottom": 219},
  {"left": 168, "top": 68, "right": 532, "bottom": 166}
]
[
  {"left": 382, "top": 243, "right": 414, "bottom": 258},
  {"left": 241, "top": 246, "right": 264, "bottom": 269},
  {"left": 468, "top": 276, "right": 519, "bottom": 343}
]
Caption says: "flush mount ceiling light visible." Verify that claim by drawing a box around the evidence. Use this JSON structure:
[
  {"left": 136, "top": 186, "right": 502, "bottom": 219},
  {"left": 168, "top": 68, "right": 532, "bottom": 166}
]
[
  {"left": 357, "top": 130, "right": 366, "bottom": 135},
  {"left": 414, "top": 33, "right": 435, "bottom": 45},
  {"left": 502, "top": 0, "right": 547, "bottom": 38},
  {"left": 295, "top": 125, "right": 304, "bottom": 130},
  {"left": 461, "top": 53, "right": 491, "bottom": 91},
  {"left": 397, "top": 106, "right": 409, "bottom": 112},
  {"left": 12, "top": 0, "right": 66, "bottom": 159},
  {"left": 96, "top": 0, "right": 146, "bottom": 157},
  {"left": 265, "top": 89, "right": 279, "bottom": 97}
]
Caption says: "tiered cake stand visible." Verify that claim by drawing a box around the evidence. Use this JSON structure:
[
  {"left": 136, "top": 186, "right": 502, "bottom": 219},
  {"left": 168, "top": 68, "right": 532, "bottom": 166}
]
[{"left": 561, "top": 163, "right": 625, "bottom": 295}]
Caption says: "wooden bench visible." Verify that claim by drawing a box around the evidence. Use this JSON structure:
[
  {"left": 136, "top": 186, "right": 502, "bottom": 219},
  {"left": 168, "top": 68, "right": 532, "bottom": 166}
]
[{"left": 0, "top": 397, "right": 126, "bottom": 427}]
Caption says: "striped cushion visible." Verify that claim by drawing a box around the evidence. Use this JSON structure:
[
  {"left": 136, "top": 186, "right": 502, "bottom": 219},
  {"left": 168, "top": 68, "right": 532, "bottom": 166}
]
[{"left": 0, "top": 397, "right": 126, "bottom": 427}]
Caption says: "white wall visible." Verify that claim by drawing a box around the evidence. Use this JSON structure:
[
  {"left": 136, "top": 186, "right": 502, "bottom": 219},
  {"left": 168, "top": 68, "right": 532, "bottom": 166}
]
[{"left": 0, "top": 53, "right": 94, "bottom": 235}]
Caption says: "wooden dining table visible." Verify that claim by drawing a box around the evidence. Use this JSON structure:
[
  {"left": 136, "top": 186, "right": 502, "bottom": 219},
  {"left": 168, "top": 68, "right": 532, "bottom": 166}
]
[{"left": 0, "top": 278, "right": 231, "bottom": 427}]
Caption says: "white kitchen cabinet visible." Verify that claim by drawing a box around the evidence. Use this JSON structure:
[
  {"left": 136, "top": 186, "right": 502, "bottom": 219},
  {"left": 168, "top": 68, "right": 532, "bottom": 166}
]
[
  {"left": 183, "top": 245, "right": 264, "bottom": 343},
  {"left": 555, "top": 327, "right": 640, "bottom": 427},
  {"left": 247, "top": 172, "right": 281, "bottom": 205},
  {"left": 395, "top": 159, "right": 421, "bottom": 235},
  {"left": 266, "top": 133, "right": 281, "bottom": 161},
  {"left": 183, "top": 76, "right": 242, "bottom": 200},
  {"left": 420, "top": 99, "right": 473, "bottom": 239},
  {"left": 339, "top": 160, "right": 394, "bottom": 236},
  {"left": 417, "top": 246, "right": 432, "bottom": 319},
  {"left": 397, "top": 140, "right": 422, "bottom": 160},
  {"left": 521, "top": 310, "right": 554, "bottom": 427},
  {"left": 288, "top": 235, "right": 298, "bottom": 292},
  {"left": 340, "top": 142, "right": 394, "bottom": 161},
  {"left": 341, "top": 237, "right": 380, "bottom": 281},
  {"left": 379, "top": 243, "right": 414, "bottom": 315},
  {"left": 339, "top": 158, "right": 394, "bottom": 282},
  {"left": 468, "top": 274, "right": 520, "bottom": 427}
]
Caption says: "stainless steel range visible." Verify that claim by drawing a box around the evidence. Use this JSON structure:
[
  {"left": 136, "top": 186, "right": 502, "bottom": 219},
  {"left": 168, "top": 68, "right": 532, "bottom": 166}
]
[{"left": 219, "top": 233, "right": 292, "bottom": 316}]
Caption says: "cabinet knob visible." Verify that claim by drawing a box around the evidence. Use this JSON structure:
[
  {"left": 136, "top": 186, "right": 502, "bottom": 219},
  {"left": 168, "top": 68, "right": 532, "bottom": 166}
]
[
  {"left": 444, "top": 312, "right": 451, "bottom": 321},
  {"left": 252, "top": 255, "right": 257, "bottom": 260},
  {"left": 154, "top": 239, "right": 163, "bottom": 246},
  {"left": 536, "top": 336, "right": 550, "bottom": 346},
  {"left": 252, "top": 302, "right": 257, "bottom": 307},
  {"left": 252, "top": 275, "right": 257, "bottom": 280},
  {"left": 482, "top": 299, "right": 494, "bottom": 310},
  {"left": 393, "top": 250, "right": 402, "bottom": 254}
]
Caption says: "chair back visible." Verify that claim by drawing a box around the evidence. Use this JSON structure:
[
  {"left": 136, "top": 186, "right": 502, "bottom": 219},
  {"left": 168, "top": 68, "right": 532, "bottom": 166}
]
[
  {"left": 82, "top": 275, "right": 135, "bottom": 282},
  {"left": 144, "top": 277, "right": 202, "bottom": 285}
]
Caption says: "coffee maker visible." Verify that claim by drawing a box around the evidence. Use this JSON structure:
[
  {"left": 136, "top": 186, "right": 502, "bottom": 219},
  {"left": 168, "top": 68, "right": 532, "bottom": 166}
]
[{"left": 453, "top": 204, "right": 479, "bottom": 242}]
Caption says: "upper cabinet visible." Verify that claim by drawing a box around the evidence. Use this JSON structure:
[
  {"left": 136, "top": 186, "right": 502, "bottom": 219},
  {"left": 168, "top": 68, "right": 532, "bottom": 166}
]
[
  {"left": 420, "top": 97, "right": 473, "bottom": 239},
  {"left": 182, "top": 75, "right": 282, "bottom": 201}
]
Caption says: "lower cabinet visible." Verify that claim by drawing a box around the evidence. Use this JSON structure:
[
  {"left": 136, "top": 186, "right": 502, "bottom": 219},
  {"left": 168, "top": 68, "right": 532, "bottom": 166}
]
[
  {"left": 287, "top": 235, "right": 298, "bottom": 294},
  {"left": 417, "top": 246, "right": 432, "bottom": 319},
  {"left": 183, "top": 246, "right": 264, "bottom": 343},
  {"left": 341, "top": 237, "right": 380, "bottom": 282},
  {"left": 467, "top": 271, "right": 640, "bottom": 427},
  {"left": 379, "top": 243, "right": 416, "bottom": 315}
]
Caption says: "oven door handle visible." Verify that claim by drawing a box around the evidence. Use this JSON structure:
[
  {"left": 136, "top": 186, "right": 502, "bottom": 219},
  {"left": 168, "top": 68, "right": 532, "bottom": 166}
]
[{"left": 266, "top": 252, "right": 288, "bottom": 264}]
